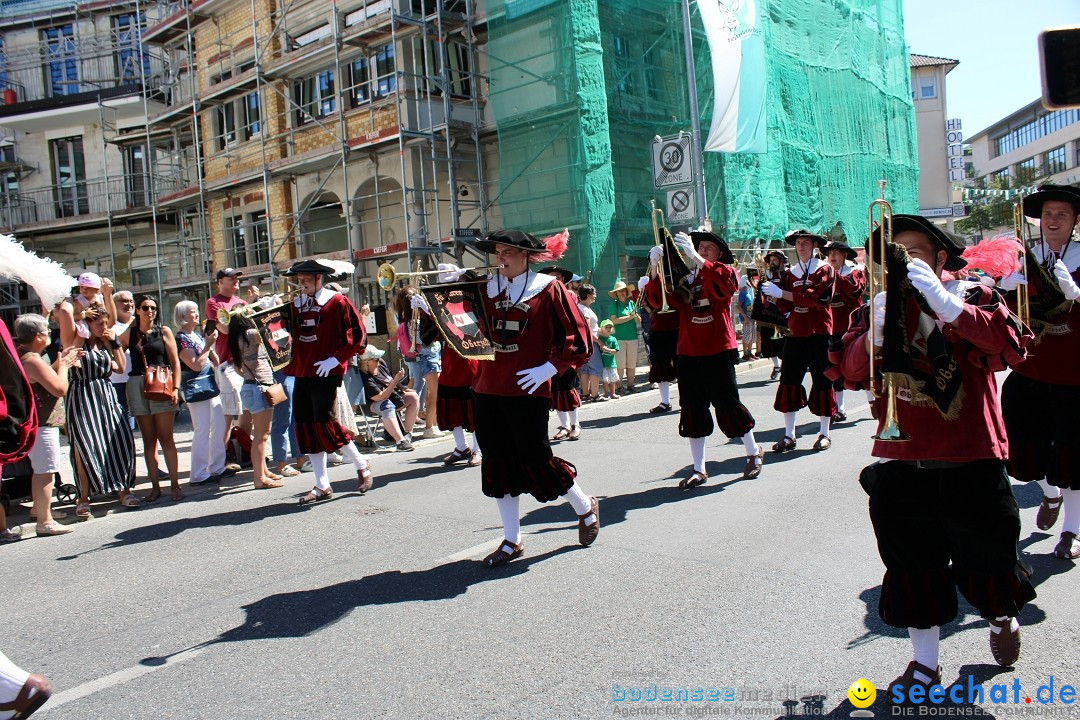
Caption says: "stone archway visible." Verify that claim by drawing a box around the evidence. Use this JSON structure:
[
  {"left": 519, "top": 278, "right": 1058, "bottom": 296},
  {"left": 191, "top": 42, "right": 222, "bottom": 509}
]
[{"left": 298, "top": 191, "right": 348, "bottom": 256}]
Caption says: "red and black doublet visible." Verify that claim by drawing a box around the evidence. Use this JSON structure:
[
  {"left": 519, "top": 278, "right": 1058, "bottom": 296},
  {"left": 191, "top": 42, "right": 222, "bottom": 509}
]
[
  {"left": 756, "top": 265, "right": 787, "bottom": 360},
  {"left": 773, "top": 258, "right": 836, "bottom": 417},
  {"left": 645, "top": 299, "right": 679, "bottom": 384},
  {"left": 840, "top": 280, "right": 1035, "bottom": 629},
  {"left": 1002, "top": 243, "right": 1080, "bottom": 490},
  {"left": 828, "top": 264, "right": 866, "bottom": 391},
  {"left": 644, "top": 260, "right": 755, "bottom": 439},
  {"left": 285, "top": 288, "right": 366, "bottom": 454},
  {"left": 474, "top": 272, "right": 590, "bottom": 502},
  {"left": 438, "top": 345, "right": 479, "bottom": 433}
]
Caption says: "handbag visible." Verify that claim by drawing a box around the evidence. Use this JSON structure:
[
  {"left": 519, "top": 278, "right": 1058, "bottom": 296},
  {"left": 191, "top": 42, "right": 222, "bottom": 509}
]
[
  {"left": 180, "top": 365, "right": 220, "bottom": 404},
  {"left": 143, "top": 365, "right": 174, "bottom": 402},
  {"left": 261, "top": 382, "right": 287, "bottom": 407}
]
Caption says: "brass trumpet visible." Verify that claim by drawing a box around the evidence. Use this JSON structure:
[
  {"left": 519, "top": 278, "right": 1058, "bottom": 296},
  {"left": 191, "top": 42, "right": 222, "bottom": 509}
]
[
  {"left": 376, "top": 262, "right": 502, "bottom": 291},
  {"left": 649, "top": 199, "right": 676, "bottom": 314},
  {"left": 866, "top": 179, "right": 909, "bottom": 443},
  {"left": 1012, "top": 198, "right": 1031, "bottom": 328}
]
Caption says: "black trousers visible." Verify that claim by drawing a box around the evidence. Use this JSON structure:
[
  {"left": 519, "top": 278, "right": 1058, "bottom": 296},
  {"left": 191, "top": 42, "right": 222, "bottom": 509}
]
[
  {"left": 676, "top": 350, "right": 755, "bottom": 439},
  {"left": 866, "top": 458, "right": 1035, "bottom": 629},
  {"left": 773, "top": 334, "right": 835, "bottom": 417},
  {"left": 474, "top": 393, "right": 576, "bottom": 502},
  {"left": 647, "top": 329, "right": 678, "bottom": 383},
  {"left": 1001, "top": 372, "right": 1080, "bottom": 489}
]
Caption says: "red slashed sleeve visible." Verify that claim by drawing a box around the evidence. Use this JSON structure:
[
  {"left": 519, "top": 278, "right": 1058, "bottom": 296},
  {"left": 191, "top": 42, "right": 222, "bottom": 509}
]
[
  {"left": 947, "top": 285, "right": 1030, "bottom": 372},
  {"left": 546, "top": 281, "right": 592, "bottom": 372},
  {"left": 331, "top": 294, "right": 367, "bottom": 365},
  {"left": 836, "top": 268, "right": 867, "bottom": 302}
]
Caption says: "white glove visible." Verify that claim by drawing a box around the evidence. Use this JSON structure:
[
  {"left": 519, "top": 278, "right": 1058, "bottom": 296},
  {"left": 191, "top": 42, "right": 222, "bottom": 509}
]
[
  {"left": 871, "top": 292, "right": 886, "bottom": 348},
  {"left": 437, "top": 263, "right": 466, "bottom": 284},
  {"left": 759, "top": 281, "right": 783, "bottom": 299},
  {"left": 996, "top": 270, "right": 1027, "bottom": 292},
  {"left": 313, "top": 357, "right": 339, "bottom": 377},
  {"left": 907, "top": 259, "right": 964, "bottom": 324},
  {"left": 76, "top": 320, "right": 90, "bottom": 339},
  {"left": 410, "top": 294, "right": 431, "bottom": 314},
  {"left": 1052, "top": 260, "right": 1080, "bottom": 301},
  {"left": 515, "top": 361, "right": 557, "bottom": 394},
  {"left": 673, "top": 232, "right": 705, "bottom": 268},
  {"left": 648, "top": 245, "right": 664, "bottom": 265},
  {"left": 637, "top": 275, "right": 650, "bottom": 293}
]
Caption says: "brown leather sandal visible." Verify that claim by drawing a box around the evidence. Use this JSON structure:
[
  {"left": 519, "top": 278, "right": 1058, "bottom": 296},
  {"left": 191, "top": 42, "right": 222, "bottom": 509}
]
[
  {"left": 357, "top": 464, "right": 373, "bottom": 494},
  {"left": 1037, "top": 495, "right": 1063, "bottom": 531},
  {"left": 299, "top": 487, "right": 333, "bottom": 505},
  {"left": 577, "top": 496, "right": 599, "bottom": 546},
  {"left": 743, "top": 447, "right": 765, "bottom": 479},
  {"left": 988, "top": 618, "right": 1021, "bottom": 667},
  {"left": 0, "top": 673, "right": 52, "bottom": 719},
  {"left": 772, "top": 436, "right": 796, "bottom": 453},
  {"left": 679, "top": 471, "right": 708, "bottom": 489},
  {"left": 482, "top": 539, "right": 525, "bottom": 567},
  {"left": 552, "top": 426, "right": 570, "bottom": 441},
  {"left": 443, "top": 448, "right": 473, "bottom": 466},
  {"left": 812, "top": 434, "right": 832, "bottom": 452},
  {"left": 887, "top": 660, "right": 942, "bottom": 700}
]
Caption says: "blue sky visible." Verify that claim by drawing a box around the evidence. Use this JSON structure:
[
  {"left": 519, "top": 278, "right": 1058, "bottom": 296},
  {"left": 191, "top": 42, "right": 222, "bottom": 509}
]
[{"left": 902, "top": 0, "right": 1080, "bottom": 138}]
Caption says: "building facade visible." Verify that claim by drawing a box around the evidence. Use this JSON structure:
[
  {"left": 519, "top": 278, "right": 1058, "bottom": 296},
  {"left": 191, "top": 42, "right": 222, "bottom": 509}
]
[
  {"left": 966, "top": 99, "right": 1080, "bottom": 191},
  {"left": 909, "top": 53, "right": 961, "bottom": 230}
]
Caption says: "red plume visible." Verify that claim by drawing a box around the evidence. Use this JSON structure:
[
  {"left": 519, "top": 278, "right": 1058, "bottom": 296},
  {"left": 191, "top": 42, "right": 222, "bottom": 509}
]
[
  {"left": 532, "top": 228, "right": 569, "bottom": 263},
  {"left": 959, "top": 235, "right": 1022, "bottom": 278}
]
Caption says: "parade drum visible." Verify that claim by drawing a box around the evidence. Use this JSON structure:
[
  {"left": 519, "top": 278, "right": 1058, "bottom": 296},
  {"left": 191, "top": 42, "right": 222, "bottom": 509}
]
[{"left": 419, "top": 282, "right": 495, "bottom": 361}]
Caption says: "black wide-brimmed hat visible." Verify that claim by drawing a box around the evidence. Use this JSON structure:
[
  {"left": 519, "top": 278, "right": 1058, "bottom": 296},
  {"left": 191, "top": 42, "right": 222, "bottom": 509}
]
[
  {"left": 872, "top": 214, "right": 967, "bottom": 272},
  {"left": 475, "top": 229, "right": 546, "bottom": 254},
  {"left": 283, "top": 258, "right": 337, "bottom": 276},
  {"left": 784, "top": 229, "right": 828, "bottom": 248},
  {"left": 540, "top": 265, "right": 574, "bottom": 283},
  {"left": 1022, "top": 184, "right": 1080, "bottom": 218},
  {"left": 689, "top": 231, "right": 734, "bottom": 264},
  {"left": 764, "top": 250, "right": 787, "bottom": 264},
  {"left": 823, "top": 240, "right": 858, "bottom": 262}
]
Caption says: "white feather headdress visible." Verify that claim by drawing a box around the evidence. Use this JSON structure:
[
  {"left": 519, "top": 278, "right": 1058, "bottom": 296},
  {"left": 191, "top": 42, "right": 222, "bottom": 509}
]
[{"left": 0, "top": 234, "right": 76, "bottom": 309}]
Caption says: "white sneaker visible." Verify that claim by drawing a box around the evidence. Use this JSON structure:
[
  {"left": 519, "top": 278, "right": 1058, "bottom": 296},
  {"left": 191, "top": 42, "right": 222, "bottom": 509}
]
[
  {"left": 328, "top": 452, "right": 344, "bottom": 465},
  {"left": 421, "top": 426, "right": 445, "bottom": 439}
]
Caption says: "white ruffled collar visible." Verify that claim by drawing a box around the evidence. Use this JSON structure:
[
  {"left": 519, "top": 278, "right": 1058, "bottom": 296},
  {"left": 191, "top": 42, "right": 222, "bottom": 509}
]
[
  {"left": 294, "top": 287, "right": 336, "bottom": 308},
  {"left": 1032, "top": 241, "right": 1080, "bottom": 273},
  {"left": 790, "top": 257, "right": 822, "bottom": 278},
  {"left": 486, "top": 270, "right": 554, "bottom": 303}
]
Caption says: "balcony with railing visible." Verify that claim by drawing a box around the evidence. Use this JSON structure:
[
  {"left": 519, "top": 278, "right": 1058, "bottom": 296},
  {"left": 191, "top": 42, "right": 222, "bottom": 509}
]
[
  {"left": 0, "top": 172, "right": 172, "bottom": 229},
  {"left": 0, "top": 30, "right": 167, "bottom": 112}
]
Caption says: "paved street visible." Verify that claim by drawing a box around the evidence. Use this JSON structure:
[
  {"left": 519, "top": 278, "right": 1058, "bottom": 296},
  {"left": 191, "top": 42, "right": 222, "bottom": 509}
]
[{"left": 7, "top": 361, "right": 1080, "bottom": 719}]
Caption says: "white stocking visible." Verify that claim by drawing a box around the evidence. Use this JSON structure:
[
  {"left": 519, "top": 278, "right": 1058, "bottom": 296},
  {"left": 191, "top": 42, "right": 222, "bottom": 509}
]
[
  {"left": 565, "top": 483, "right": 594, "bottom": 523},
  {"left": 496, "top": 494, "right": 521, "bottom": 544},
  {"left": 309, "top": 452, "right": 330, "bottom": 492},
  {"left": 1061, "top": 488, "right": 1080, "bottom": 535},
  {"left": 0, "top": 649, "right": 30, "bottom": 716},
  {"left": 659, "top": 381, "right": 671, "bottom": 405},
  {"left": 818, "top": 416, "right": 831, "bottom": 438},
  {"left": 689, "top": 437, "right": 706, "bottom": 474},
  {"left": 470, "top": 432, "right": 481, "bottom": 453},
  {"left": 741, "top": 432, "right": 759, "bottom": 458},
  {"left": 568, "top": 408, "right": 579, "bottom": 427},
  {"left": 556, "top": 410, "right": 570, "bottom": 428},
  {"left": 908, "top": 626, "right": 940, "bottom": 679},
  {"left": 452, "top": 426, "right": 468, "bottom": 452},
  {"left": 338, "top": 441, "right": 368, "bottom": 470},
  {"left": 835, "top": 389, "right": 846, "bottom": 414},
  {"left": 784, "top": 412, "right": 797, "bottom": 440},
  {"left": 1039, "top": 479, "right": 1062, "bottom": 499}
]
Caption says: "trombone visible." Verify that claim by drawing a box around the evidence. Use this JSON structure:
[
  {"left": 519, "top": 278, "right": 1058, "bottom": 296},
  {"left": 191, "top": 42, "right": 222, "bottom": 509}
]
[
  {"left": 1012, "top": 198, "right": 1031, "bottom": 328},
  {"left": 649, "top": 199, "right": 677, "bottom": 314},
  {"left": 753, "top": 251, "right": 783, "bottom": 340},
  {"left": 376, "top": 262, "right": 502, "bottom": 291},
  {"left": 866, "top": 179, "right": 909, "bottom": 442}
]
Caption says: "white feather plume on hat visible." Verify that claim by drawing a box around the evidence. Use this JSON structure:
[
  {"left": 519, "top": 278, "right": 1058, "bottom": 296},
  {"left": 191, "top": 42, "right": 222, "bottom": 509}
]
[
  {"left": 0, "top": 234, "right": 77, "bottom": 308},
  {"left": 323, "top": 259, "right": 355, "bottom": 277}
]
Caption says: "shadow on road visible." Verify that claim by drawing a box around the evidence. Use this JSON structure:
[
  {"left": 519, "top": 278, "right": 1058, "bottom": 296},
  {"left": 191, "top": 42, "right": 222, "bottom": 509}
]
[{"left": 139, "top": 546, "right": 575, "bottom": 663}]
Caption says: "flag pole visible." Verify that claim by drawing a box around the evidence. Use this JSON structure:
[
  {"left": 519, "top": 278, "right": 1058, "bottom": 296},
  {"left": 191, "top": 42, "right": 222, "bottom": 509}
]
[{"left": 681, "top": 0, "right": 708, "bottom": 224}]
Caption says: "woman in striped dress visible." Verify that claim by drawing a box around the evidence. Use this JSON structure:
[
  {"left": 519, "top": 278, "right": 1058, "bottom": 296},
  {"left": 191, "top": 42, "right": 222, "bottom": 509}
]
[{"left": 68, "top": 303, "right": 138, "bottom": 516}]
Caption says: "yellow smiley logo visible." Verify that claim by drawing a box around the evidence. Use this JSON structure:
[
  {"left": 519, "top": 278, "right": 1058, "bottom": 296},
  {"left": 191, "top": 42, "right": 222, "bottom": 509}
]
[{"left": 848, "top": 678, "right": 876, "bottom": 709}]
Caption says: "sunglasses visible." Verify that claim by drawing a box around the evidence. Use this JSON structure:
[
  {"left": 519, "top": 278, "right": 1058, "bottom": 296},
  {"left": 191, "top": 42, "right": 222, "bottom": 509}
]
[{"left": 139, "top": 305, "right": 157, "bottom": 312}]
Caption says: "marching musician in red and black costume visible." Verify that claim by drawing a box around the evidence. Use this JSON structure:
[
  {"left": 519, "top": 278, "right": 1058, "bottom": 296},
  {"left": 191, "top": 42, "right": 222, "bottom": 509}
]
[
  {"left": 442, "top": 230, "right": 597, "bottom": 567},
  {"left": 637, "top": 271, "right": 679, "bottom": 414},
  {"left": 541, "top": 265, "right": 584, "bottom": 440},
  {"left": 283, "top": 259, "right": 370, "bottom": 505},
  {"left": 643, "top": 230, "right": 764, "bottom": 486},
  {"left": 998, "top": 184, "right": 1080, "bottom": 559},
  {"left": 760, "top": 230, "right": 836, "bottom": 452},
  {"left": 841, "top": 214, "right": 1034, "bottom": 692},
  {"left": 757, "top": 250, "right": 788, "bottom": 382},
  {"left": 823, "top": 239, "right": 867, "bottom": 423}
]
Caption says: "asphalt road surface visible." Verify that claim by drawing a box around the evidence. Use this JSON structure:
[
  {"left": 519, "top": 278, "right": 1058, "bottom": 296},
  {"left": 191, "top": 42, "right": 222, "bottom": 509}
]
[{"left": 7, "top": 362, "right": 1079, "bottom": 719}]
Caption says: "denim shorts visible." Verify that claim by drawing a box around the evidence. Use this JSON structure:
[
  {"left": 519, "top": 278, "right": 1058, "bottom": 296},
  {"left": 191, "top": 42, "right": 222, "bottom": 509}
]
[
  {"left": 410, "top": 342, "right": 442, "bottom": 377},
  {"left": 240, "top": 382, "right": 272, "bottom": 414},
  {"left": 127, "top": 379, "right": 175, "bottom": 417}
]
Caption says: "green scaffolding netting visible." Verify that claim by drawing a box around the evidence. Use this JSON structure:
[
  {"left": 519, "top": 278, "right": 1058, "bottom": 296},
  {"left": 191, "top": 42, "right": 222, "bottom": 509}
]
[{"left": 485, "top": 0, "right": 918, "bottom": 298}]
